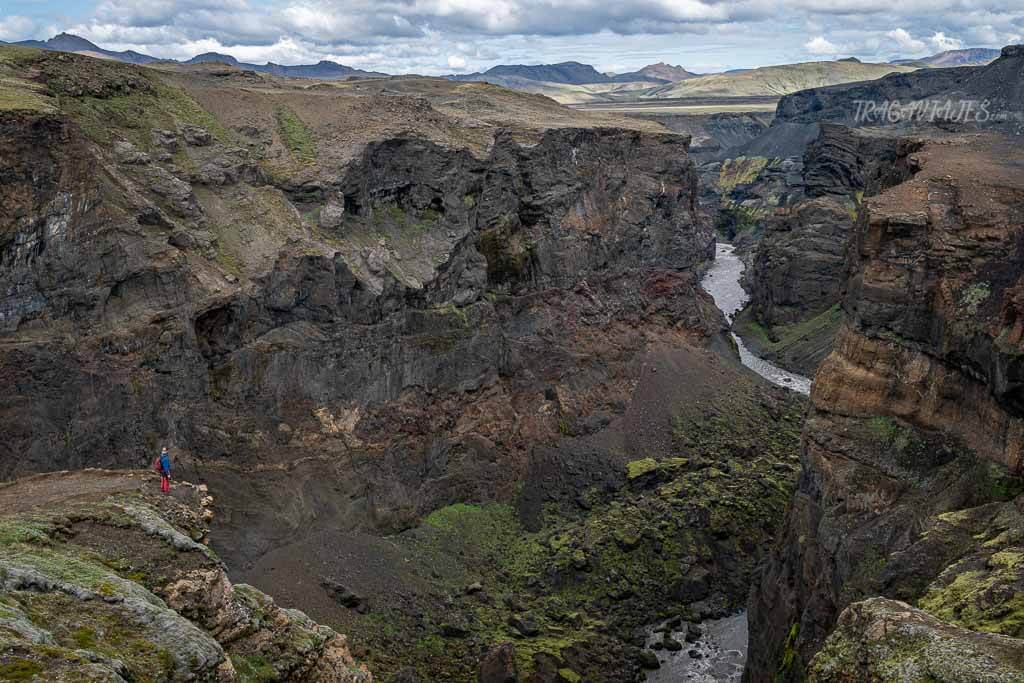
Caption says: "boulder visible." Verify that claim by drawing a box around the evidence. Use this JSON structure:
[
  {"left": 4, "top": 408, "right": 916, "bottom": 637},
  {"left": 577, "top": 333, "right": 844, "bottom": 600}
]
[{"left": 478, "top": 642, "right": 517, "bottom": 683}]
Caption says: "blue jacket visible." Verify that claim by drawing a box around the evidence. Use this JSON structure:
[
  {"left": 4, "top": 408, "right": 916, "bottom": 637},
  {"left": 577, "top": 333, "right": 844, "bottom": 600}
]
[{"left": 159, "top": 453, "right": 171, "bottom": 476}]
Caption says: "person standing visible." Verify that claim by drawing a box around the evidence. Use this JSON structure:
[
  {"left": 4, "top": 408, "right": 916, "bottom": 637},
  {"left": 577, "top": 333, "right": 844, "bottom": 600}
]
[{"left": 158, "top": 446, "right": 171, "bottom": 494}]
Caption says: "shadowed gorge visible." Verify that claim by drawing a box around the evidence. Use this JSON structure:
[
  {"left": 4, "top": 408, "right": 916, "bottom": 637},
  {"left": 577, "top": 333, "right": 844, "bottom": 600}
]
[{"left": 2, "top": 32, "right": 1024, "bottom": 683}]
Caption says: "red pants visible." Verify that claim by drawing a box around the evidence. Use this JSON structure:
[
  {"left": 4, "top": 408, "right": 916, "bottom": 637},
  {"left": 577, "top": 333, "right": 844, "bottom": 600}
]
[{"left": 161, "top": 475, "right": 170, "bottom": 493}]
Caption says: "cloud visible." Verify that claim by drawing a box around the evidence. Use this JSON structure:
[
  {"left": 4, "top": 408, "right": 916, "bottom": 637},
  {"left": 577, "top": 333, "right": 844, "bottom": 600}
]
[
  {"left": 805, "top": 35, "right": 841, "bottom": 55},
  {"left": 3, "top": 0, "right": 1023, "bottom": 74},
  {"left": 886, "top": 27, "right": 925, "bottom": 52},
  {"left": 447, "top": 54, "right": 467, "bottom": 70},
  {"left": 928, "top": 31, "right": 963, "bottom": 52},
  {"left": 0, "top": 15, "right": 37, "bottom": 42}
]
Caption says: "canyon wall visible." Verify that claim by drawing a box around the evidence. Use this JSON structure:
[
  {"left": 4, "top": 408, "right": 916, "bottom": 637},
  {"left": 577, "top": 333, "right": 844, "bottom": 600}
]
[
  {"left": 0, "top": 49, "right": 718, "bottom": 546},
  {"left": 746, "top": 129, "right": 1024, "bottom": 680}
]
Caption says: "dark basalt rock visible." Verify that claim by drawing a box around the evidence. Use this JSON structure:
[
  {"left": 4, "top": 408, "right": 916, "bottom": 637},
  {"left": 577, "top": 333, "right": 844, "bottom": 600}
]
[
  {"left": 508, "top": 614, "right": 541, "bottom": 638},
  {"left": 320, "top": 577, "right": 370, "bottom": 613},
  {"left": 637, "top": 650, "right": 661, "bottom": 669},
  {"left": 478, "top": 643, "right": 518, "bottom": 683}
]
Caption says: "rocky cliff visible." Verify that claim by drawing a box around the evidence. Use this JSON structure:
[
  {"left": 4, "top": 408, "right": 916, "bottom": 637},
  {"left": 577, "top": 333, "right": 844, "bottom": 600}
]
[
  {"left": 733, "top": 124, "right": 922, "bottom": 375},
  {"left": 0, "top": 46, "right": 715, "bottom": 528},
  {"left": 745, "top": 129, "right": 1024, "bottom": 680},
  {"left": 0, "top": 469, "right": 371, "bottom": 681},
  {"left": 731, "top": 45, "right": 1024, "bottom": 378},
  {"left": 776, "top": 44, "right": 1024, "bottom": 133},
  {"left": 0, "top": 45, "right": 814, "bottom": 682}
]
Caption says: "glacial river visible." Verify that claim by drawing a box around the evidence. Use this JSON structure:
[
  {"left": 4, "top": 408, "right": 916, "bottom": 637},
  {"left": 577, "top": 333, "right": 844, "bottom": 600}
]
[
  {"left": 644, "top": 243, "right": 812, "bottom": 682},
  {"left": 700, "top": 243, "right": 812, "bottom": 395}
]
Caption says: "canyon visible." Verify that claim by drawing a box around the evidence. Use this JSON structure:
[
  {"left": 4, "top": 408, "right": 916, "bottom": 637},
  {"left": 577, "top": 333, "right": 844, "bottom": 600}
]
[{"left": 0, "top": 38, "right": 1023, "bottom": 683}]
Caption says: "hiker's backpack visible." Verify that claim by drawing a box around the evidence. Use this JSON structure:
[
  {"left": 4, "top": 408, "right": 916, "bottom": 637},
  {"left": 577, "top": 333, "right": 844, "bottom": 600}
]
[{"left": 152, "top": 457, "right": 162, "bottom": 473}]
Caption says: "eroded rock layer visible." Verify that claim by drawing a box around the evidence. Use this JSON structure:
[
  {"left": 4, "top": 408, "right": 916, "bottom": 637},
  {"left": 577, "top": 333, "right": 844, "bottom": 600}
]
[{"left": 746, "top": 130, "right": 1024, "bottom": 680}]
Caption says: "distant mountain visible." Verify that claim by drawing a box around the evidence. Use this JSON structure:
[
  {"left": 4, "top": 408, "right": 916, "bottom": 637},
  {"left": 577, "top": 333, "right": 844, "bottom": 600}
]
[
  {"left": 13, "top": 32, "right": 159, "bottom": 64},
  {"left": 185, "top": 52, "right": 386, "bottom": 79},
  {"left": 451, "top": 60, "right": 700, "bottom": 86},
  {"left": 451, "top": 61, "right": 611, "bottom": 85},
  {"left": 8, "top": 33, "right": 386, "bottom": 79},
  {"left": 640, "top": 60, "right": 919, "bottom": 98},
  {"left": 611, "top": 62, "right": 698, "bottom": 83},
  {"left": 186, "top": 52, "right": 240, "bottom": 66},
  {"left": 892, "top": 47, "right": 1000, "bottom": 68}
]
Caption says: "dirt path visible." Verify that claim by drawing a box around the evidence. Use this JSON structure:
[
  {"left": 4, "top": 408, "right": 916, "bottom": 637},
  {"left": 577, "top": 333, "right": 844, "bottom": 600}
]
[{"left": 0, "top": 468, "right": 156, "bottom": 515}]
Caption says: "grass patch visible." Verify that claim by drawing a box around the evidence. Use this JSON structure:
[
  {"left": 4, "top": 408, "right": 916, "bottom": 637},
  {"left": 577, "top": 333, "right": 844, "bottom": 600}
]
[
  {"left": 625, "top": 458, "right": 658, "bottom": 480},
  {"left": 0, "top": 659, "right": 42, "bottom": 681},
  {"left": 717, "top": 156, "right": 772, "bottom": 191},
  {"left": 230, "top": 653, "right": 278, "bottom": 681},
  {"left": 275, "top": 105, "right": 316, "bottom": 163}
]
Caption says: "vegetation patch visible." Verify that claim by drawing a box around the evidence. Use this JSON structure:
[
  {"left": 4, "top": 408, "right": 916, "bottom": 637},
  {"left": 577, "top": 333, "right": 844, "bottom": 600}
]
[
  {"left": 275, "top": 105, "right": 317, "bottom": 163},
  {"left": 625, "top": 458, "right": 658, "bottom": 480},
  {"left": 348, "top": 388, "right": 807, "bottom": 681},
  {"left": 717, "top": 156, "right": 772, "bottom": 191},
  {"left": 716, "top": 203, "right": 767, "bottom": 239},
  {"left": 958, "top": 281, "right": 991, "bottom": 316}
]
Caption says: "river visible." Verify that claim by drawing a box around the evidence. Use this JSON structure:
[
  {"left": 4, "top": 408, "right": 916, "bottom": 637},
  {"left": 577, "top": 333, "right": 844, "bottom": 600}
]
[
  {"left": 643, "top": 243, "right": 812, "bottom": 682},
  {"left": 700, "top": 243, "right": 812, "bottom": 396}
]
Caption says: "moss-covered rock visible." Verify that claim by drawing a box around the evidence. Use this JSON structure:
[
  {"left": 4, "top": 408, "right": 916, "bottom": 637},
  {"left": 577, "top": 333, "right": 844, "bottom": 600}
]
[
  {"left": 0, "top": 470, "right": 372, "bottom": 682},
  {"left": 809, "top": 598, "right": 1024, "bottom": 682},
  {"left": 343, "top": 386, "right": 806, "bottom": 681}
]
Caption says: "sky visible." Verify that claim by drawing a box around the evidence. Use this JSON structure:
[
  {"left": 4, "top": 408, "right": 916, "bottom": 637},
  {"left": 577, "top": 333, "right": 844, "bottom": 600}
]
[{"left": 0, "top": 0, "right": 1021, "bottom": 75}]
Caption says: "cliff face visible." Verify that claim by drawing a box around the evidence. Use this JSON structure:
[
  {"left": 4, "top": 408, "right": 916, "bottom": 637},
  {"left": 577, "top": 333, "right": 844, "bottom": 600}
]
[
  {"left": 746, "top": 131, "right": 1024, "bottom": 680},
  {"left": 0, "top": 47, "right": 774, "bottom": 681},
  {"left": 776, "top": 45, "right": 1024, "bottom": 132},
  {"left": 0, "top": 49, "right": 716, "bottom": 542},
  {"left": 0, "top": 469, "right": 371, "bottom": 681},
  {"left": 735, "top": 45, "right": 1024, "bottom": 378},
  {"left": 733, "top": 125, "right": 923, "bottom": 376}
]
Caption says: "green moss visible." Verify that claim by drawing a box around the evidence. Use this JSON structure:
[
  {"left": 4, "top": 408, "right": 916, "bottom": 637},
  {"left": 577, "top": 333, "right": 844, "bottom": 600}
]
[
  {"left": 274, "top": 105, "right": 316, "bottom": 163},
  {"left": 776, "top": 622, "right": 799, "bottom": 680},
  {"left": 59, "top": 76, "right": 235, "bottom": 150},
  {"left": 918, "top": 557, "right": 1024, "bottom": 637},
  {"left": 230, "top": 653, "right": 278, "bottom": 681},
  {"left": 626, "top": 458, "right": 658, "bottom": 480},
  {"left": 0, "top": 517, "right": 55, "bottom": 546},
  {"left": 558, "top": 667, "right": 582, "bottom": 682},
  {"left": 959, "top": 282, "right": 991, "bottom": 316},
  {"left": 214, "top": 244, "right": 243, "bottom": 277},
  {"left": 387, "top": 204, "right": 407, "bottom": 222},
  {"left": 349, "top": 386, "right": 806, "bottom": 681},
  {"left": 423, "top": 503, "right": 485, "bottom": 532},
  {"left": 69, "top": 626, "right": 98, "bottom": 650},
  {"left": 0, "top": 659, "right": 43, "bottom": 680},
  {"left": 716, "top": 202, "right": 767, "bottom": 239},
  {"left": 734, "top": 304, "right": 842, "bottom": 366},
  {"left": 717, "top": 156, "right": 771, "bottom": 191},
  {"left": 0, "top": 79, "right": 55, "bottom": 112}
]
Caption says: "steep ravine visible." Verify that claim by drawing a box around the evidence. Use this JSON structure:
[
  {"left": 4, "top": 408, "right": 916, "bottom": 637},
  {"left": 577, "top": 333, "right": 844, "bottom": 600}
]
[
  {"left": 745, "top": 130, "right": 1024, "bottom": 681},
  {"left": 0, "top": 47, "right": 815, "bottom": 682}
]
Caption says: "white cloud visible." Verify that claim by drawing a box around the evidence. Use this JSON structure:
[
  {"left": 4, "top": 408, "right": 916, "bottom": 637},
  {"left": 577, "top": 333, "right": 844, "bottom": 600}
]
[
  {"left": 447, "top": 54, "right": 467, "bottom": 69},
  {"left": 928, "top": 31, "right": 963, "bottom": 52},
  {"left": 0, "top": 15, "right": 37, "bottom": 42},
  {"left": 3, "top": 0, "right": 1023, "bottom": 74},
  {"left": 886, "top": 28, "right": 925, "bottom": 52},
  {"left": 805, "top": 35, "right": 841, "bottom": 55}
]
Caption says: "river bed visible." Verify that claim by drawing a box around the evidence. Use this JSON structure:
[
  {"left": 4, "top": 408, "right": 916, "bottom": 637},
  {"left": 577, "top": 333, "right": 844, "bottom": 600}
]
[
  {"left": 645, "top": 612, "right": 747, "bottom": 682},
  {"left": 700, "top": 243, "right": 812, "bottom": 395},
  {"left": 643, "top": 242, "right": 811, "bottom": 682}
]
